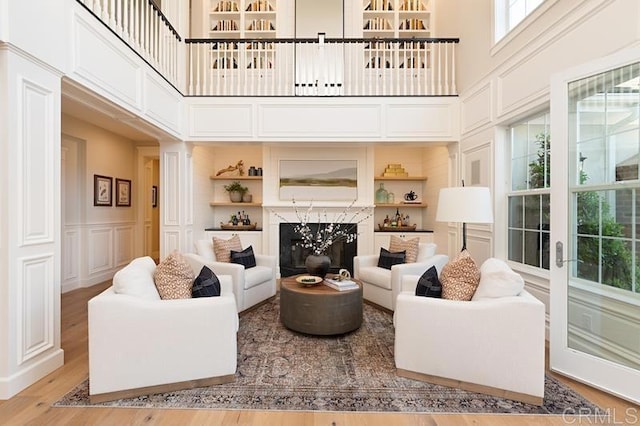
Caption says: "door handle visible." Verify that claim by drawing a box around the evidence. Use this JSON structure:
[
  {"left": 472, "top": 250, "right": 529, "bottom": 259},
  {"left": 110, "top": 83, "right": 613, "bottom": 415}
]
[
  {"left": 556, "top": 241, "right": 564, "bottom": 268},
  {"left": 556, "top": 241, "right": 581, "bottom": 267}
]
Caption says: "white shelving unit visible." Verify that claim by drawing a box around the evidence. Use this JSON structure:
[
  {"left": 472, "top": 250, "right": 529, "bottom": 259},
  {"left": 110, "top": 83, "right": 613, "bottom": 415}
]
[
  {"left": 205, "top": 0, "right": 278, "bottom": 72},
  {"left": 362, "top": 0, "right": 432, "bottom": 70},
  {"left": 209, "top": 175, "right": 263, "bottom": 232},
  {"left": 373, "top": 176, "right": 429, "bottom": 232},
  {"left": 207, "top": 0, "right": 277, "bottom": 38}
]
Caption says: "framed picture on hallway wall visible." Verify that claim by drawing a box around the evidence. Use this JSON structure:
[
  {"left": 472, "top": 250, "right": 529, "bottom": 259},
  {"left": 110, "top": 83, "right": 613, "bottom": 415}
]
[
  {"left": 93, "top": 174, "right": 113, "bottom": 206},
  {"left": 116, "top": 178, "right": 132, "bottom": 207},
  {"left": 152, "top": 185, "right": 158, "bottom": 208}
]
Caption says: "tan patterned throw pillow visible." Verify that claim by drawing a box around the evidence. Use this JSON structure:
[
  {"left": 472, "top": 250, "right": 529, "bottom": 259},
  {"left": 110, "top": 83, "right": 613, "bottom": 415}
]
[
  {"left": 389, "top": 235, "right": 420, "bottom": 263},
  {"left": 153, "top": 251, "right": 194, "bottom": 299},
  {"left": 212, "top": 234, "right": 242, "bottom": 263},
  {"left": 440, "top": 249, "right": 480, "bottom": 301}
]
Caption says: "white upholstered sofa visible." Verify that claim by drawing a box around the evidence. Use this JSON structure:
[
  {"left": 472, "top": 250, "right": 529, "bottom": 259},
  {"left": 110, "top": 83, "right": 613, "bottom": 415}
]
[
  {"left": 88, "top": 254, "right": 238, "bottom": 403},
  {"left": 393, "top": 261, "right": 546, "bottom": 405},
  {"left": 194, "top": 238, "right": 276, "bottom": 312},
  {"left": 353, "top": 242, "right": 445, "bottom": 311}
]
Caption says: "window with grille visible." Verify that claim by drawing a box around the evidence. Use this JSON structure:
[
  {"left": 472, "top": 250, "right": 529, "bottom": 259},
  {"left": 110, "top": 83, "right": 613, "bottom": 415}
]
[{"left": 507, "top": 111, "right": 551, "bottom": 270}]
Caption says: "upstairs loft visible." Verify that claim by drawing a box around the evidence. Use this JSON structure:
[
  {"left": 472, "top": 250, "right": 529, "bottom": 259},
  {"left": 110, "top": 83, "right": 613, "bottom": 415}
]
[{"left": 76, "top": 0, "right": 459, "bottom": 99}]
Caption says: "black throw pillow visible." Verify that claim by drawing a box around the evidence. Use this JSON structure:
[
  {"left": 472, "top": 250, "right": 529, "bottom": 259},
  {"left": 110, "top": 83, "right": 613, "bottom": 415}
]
[
  {"left": 377, "top": 247, "right": 406, "bottom": 270},
  {"left": 192, "top": 266, "right": 221, "bottom": 298},
  {"left": 416, "top": 265, "right": 442, "bottom": 298},
  {"left": 230, "top": 245, "right": 257, "bottom": 269}
]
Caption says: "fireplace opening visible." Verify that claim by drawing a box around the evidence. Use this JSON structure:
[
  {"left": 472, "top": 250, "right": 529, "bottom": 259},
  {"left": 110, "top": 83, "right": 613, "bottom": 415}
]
[{"left": 279, "top": 223, "right": 357, "bottom": 277}]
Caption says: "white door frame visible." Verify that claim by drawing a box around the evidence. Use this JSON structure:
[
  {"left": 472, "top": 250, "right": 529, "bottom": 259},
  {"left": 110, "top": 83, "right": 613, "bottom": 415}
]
[
  {"left": 550, "top": 46, "right": 640, "bottom": 405},
  {"left": 136, "top": 146, "right": 160, "bottom": 259}
]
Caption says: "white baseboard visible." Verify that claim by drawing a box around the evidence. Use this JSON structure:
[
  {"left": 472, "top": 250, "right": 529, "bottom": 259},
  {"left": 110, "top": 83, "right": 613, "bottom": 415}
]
[{"left": 0, "top": 349, "right": 64, "bottom": 400}]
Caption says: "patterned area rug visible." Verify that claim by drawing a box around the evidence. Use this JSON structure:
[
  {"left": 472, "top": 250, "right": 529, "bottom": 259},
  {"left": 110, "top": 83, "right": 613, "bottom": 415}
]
[{"left": 55, "top": 296, "right": 602, "bottom": 414}]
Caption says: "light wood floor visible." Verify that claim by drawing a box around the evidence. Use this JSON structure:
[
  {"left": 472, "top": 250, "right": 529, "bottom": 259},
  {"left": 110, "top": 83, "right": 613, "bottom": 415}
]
[{"left": 0, "top": 282, "right": 637, "bottom": 426}]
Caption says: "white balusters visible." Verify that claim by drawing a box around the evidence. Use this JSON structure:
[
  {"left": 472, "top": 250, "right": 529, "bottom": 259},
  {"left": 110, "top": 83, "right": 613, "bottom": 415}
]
[{"left": 76, "top": 1, "right": 458, "bottom": 96}]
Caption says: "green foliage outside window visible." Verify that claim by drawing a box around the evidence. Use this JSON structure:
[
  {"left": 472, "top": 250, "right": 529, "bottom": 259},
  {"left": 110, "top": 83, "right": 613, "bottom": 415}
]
[
  {"left": 575, "top": 171, "right": 633, "bottom": 291},
  {"left": 528, "top": 132, "right": 550, "bottom": 189},
  {"left": 528, "top": 134, "right": 634, "bottom": 291}
]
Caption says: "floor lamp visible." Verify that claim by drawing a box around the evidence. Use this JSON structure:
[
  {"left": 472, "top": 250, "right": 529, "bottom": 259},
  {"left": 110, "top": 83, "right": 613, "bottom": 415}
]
[{"left": 435, "top": 185, "right": 493, "bottom": 251}]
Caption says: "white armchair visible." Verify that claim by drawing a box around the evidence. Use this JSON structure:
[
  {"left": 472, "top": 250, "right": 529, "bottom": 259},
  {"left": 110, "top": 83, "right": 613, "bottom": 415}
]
[
  {"left": 88, "top": 254, "right": 238, "bottom": 403},
  {"left": 194, "top": 239, "right": 276, "bottom": 312},
  {"left": 394, "top": 273, "right": 546, "bottom": 405},
  {"left": 353, "top": 242, "right": 446, "bottom": 311}
]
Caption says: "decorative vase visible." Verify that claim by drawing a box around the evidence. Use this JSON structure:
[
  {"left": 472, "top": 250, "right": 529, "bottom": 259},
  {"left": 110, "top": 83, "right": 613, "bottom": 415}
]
[
  {"left": 305, "top": 254, "right": 331, "bottom": 278},
  {"left": 229, "top": 191, "right": 243, "bottom": 202},
  {"left": 375, "top": 183, "right": 388, "bottom": 204}
]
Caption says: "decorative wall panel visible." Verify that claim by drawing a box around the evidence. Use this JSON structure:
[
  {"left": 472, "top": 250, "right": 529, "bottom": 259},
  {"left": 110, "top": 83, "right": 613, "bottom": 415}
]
[
  {"left": 114, "top": 225, "right": 134, "bottom": 267},
  {"left": 386, "top": 104, "right": 456, "bottom": 138},
  {"left": 258, "top": 104, "right": 381, "bottom": 138},
  {"left": 19, "top": 79, "right": 54, "bottom": 245},
  {"left": 62, "top": 228, "right": 79, "bottom": 282},
  {"left": 18, "top": 254, "right": 54, "bottom": 364},
  {"left": 163, "top": 231, "right": 180, "bottom": 254},
  {"left": 163, "top": 152, "right": 180, "bottom": 225},
  {"left": 73, "top": 15, "right": 142, "bottom": 111},
  {"left": 88, "top": 227, "right": 113, "bottom": 275},
  {"left": 189, "top": 104, "right": 253, "bottom": 137},
  {"left": 145, "top": 72, "right": 181, "bottom": 133},
  {"left": 185, "top": 153, "right": 193, "bottom": 226},
  {"left": 461, "top": 82, "right": 492, "bottom": 135}
]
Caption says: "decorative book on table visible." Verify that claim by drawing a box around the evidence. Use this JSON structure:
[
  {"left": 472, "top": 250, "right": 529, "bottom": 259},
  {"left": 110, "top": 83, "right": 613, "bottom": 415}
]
[{"left": 324, "top": 278, "right": 359, "bottom": 291}]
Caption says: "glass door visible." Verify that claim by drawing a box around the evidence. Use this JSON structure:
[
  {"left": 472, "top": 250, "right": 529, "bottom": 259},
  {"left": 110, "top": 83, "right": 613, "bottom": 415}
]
[{"left": 550, "top": 52, "right": 640, "bottom": 404}]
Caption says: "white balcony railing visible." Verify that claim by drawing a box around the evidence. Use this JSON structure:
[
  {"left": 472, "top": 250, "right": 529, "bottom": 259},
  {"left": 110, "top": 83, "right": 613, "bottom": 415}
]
[
  {"left": 77, "top": 0, "right": 182, "bottom": 89},
  {"left": 76, "top": 0, "right": 458, "bottom": 97},
  {"left": 186, "top": 37, "right": 458, "bottom": 97}
]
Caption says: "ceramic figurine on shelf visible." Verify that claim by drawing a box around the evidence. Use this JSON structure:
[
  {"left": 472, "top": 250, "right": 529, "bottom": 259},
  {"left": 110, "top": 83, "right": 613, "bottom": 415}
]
[{"left": 404, "top": 190, "right": 418, "bottom": 201}]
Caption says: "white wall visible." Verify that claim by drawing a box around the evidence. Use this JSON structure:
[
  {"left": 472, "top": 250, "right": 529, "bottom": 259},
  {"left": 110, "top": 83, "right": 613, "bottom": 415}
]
[
  {"left": 437, "top": 0, "right": 640, "bottom": 325},
  {"left": 61, "top": 114, "right": 138, "bottom": 291}
]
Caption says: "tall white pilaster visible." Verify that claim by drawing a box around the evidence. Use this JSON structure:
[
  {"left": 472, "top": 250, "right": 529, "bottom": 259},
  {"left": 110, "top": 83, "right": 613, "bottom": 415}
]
[
  {"left": 0, "top": 45, "right": 64, "bottom": 399},
  {"left": 159, "top": 140, "right": 193, "bottom": 258}
]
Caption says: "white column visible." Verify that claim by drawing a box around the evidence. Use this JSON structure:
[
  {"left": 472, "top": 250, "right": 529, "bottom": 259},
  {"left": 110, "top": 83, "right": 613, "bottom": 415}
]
[
  {"left": 159, "top": 140, "right": 193, "bottom": 258},
  {"left": 0, "top": 46, "right": 64, "bottom": 399}
]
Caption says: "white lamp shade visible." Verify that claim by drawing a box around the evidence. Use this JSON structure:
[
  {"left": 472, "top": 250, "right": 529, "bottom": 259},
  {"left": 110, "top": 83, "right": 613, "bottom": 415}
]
[{"left": 435, "top": 186, "right": 494, "bottom": 224}]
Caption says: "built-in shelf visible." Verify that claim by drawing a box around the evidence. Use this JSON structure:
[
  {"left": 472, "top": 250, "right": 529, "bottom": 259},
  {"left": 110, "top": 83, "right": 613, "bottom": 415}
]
[
  {"left": 206, "top": 0, "right": 277, "bottom": 70},
  {"left": 362, "top": 0, "right": 432, "bottom": 70},
  {"left": 374, "top": 176, "right": 428, "bottom": 181},
  {"left": 375, "top": 203, "right": 427, "bottom": 208},
  {"left": 210, "top": 175, "right": 262, "bottom": 180},
  {"left": 375, "top": 229, "right": 433, "bottom": 233},
  {"left": 205, "top": 227, "right": 263, "bottom": 231},
  {"left": 209, "top": 202, "right": 262, "bottom": 207}
]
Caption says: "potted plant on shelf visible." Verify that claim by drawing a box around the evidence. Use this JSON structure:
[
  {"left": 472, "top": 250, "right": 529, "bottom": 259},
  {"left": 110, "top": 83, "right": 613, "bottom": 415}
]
[{"left": 224, "top": 181, "right": 248, "bottom": 203}]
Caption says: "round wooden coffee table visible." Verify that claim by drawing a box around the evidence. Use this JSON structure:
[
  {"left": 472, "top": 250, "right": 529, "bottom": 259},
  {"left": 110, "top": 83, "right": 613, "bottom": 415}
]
[{"left": 279, "top": 275, "right": 363, "bottom": 335}]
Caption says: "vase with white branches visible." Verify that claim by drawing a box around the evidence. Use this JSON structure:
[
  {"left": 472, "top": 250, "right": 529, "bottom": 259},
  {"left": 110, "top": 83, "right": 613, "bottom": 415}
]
[{"left": 274, "top": 199, "right": 372, "bottom": 278}]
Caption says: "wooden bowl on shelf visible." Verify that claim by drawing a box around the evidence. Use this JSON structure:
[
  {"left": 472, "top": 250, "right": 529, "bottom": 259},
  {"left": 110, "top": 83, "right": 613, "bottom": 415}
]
[
  {"left": 220, "top": 222, "right": 257, "bottom": 231},
  {"left": 377, "top": 224, "right": 417, "bottom": 232}
]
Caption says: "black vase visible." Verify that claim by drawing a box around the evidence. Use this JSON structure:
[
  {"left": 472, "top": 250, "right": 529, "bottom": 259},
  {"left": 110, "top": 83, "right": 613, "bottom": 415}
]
[{"left": 305, "top": 255, "right": 331, "bottom": 278}]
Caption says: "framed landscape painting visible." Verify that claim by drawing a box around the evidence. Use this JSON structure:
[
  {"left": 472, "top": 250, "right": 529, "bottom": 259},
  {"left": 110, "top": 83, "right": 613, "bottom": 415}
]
[{"left": 279, "top": 160, "right": 357, "bottom": 200}]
